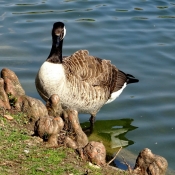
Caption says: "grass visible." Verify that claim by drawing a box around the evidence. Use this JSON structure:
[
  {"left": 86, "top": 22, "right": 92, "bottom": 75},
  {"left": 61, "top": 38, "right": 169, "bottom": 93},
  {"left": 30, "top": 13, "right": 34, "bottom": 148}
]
[{"left": 0, "top": 112, "right": 130, "bottom": 175}]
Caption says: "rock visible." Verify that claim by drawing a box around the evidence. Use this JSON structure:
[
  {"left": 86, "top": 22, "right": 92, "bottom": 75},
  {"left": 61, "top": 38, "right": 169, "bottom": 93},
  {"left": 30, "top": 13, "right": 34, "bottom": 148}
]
[
  {"left": 133, "top": 148, "right": 168, "bottom": 175},
  {"left": 33, "top": 94, "right": 65, "bottom": 147},
  {"left": 24, "top": 149, "right": 30, "bottom": 154},
  {"left": 0, "top": 78, "right": 11, "bottom": 109},
  {"left": 1, "top": 68, "right": 25, "bottom": 97},
  {"left": 34, "top": 115, "right": 64, "bottom": 147},
  {"left": 46, "top": 94, "right": 63, "bottom": 117},
  {"left": 65, "top": 110, "right": 89, "bottom": 149},
  {"left": 15, "top": 95, "right": 48, "bottom": 122},
  {"left": 83, "top": 141, "right": 106, "bottom": 166},
  {"left": 41, "top": 97, "right": 89, "bottom": 150},
  {"left": 64, "top": 137, "right": 78, "bottom": 149},
  {"left": 0, "top": 68, "right": 48, "bottom": 123}
]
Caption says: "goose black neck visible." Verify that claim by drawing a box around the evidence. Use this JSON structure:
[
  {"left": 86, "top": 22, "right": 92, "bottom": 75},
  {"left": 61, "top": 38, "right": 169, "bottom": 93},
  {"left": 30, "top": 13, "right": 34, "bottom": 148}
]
[{"left": 47, "top": 37, "right": 63, "bottom": 63}]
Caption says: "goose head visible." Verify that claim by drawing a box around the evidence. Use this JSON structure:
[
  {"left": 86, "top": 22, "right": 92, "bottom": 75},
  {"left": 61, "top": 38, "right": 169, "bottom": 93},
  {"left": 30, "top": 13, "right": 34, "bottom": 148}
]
[{"left": 47, "top": 22, "right": 66, "bottom": 63}]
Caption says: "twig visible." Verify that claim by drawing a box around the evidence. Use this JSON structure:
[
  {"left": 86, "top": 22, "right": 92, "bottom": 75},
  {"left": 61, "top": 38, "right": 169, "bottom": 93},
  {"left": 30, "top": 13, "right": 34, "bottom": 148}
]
[
  {"left": 107, "top": 147, "right": 122, "bottom": 166},
  {"left": 122, "top": 155, "right": 133, "bottom": 173}
]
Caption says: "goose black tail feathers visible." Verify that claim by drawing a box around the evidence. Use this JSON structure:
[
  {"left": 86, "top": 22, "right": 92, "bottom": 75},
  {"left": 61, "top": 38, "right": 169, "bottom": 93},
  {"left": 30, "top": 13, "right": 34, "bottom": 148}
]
[
  {"left": 119, "top": 70, "right": 139, "bottom": 84},
  {"left": 126, "top": 74, "right": 139, "bottom": 84}
]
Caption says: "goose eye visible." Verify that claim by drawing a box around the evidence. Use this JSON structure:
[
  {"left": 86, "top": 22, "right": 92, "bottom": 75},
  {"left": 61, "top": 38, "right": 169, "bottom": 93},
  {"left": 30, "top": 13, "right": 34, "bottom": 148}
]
[{"left": 55, "top": 27, "right": 66, "bottom": 41}]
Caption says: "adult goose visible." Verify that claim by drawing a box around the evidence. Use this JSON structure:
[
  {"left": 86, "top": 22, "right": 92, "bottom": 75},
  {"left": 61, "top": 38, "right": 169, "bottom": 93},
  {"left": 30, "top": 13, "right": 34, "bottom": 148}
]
[{"left": 35, "top": 22, "right": 139, "bottom": 125}]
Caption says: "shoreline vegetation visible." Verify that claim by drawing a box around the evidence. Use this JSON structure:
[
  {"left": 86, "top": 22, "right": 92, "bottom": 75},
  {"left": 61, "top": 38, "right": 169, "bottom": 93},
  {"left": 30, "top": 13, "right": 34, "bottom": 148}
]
[{"left": 0, "top": 68, "right": 168, "bottom": 175}]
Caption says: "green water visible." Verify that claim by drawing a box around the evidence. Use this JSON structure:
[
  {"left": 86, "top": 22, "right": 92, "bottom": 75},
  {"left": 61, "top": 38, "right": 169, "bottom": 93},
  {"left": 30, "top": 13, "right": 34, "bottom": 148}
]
[{"left": 0, "top": 0, "right": 175, "bottom": 172}]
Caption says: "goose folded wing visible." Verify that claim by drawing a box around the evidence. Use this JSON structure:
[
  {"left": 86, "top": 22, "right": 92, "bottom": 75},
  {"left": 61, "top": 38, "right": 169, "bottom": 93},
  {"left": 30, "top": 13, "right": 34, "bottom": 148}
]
[{"left": 63, "top": 50, "right": 127, "bottom": 93}]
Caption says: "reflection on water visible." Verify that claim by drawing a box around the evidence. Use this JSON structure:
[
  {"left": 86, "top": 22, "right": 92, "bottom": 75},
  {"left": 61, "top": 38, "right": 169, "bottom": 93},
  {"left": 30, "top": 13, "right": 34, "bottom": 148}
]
[
  {"left": 13, "top": 11, "right": 54, "bottom": 15},
  {"left": 132, "top": 17, "right": 148, "bottom": 20},
  {"left": 157, "top": 6, "right": 168, "bottom": 9},
  {"left": 158, "top": 15, "right": 175, "bottom": 18},
  {"left": 134, "top": 7, "right": 143, "bottom": 11},
  {"left": 15, "top": 4, "right": 38, "bottom": 6},
  {"left": 76, "top": 18, "right": 95, "bottom": 22},
  {"left": 115, "top": 9, "right": 128, "bottom": 12},
  {"left": 81, "top": 119, "right": 137, "bottom": 155}
]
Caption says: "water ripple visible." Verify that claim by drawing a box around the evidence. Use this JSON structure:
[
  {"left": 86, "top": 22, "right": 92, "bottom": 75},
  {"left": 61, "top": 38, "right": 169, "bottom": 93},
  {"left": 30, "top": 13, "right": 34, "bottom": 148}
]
[
  {"left": 76, "top": 18, "right": 95, "bottom": 22},
  {"left": 12, "top": 10, "right": 54, "bottom": 15},
  {"left": 158, "top": 15, "right": 175, "bottom": 18},
  {"left": 15, "top": 3, "right": 38, "bottom": 6}
]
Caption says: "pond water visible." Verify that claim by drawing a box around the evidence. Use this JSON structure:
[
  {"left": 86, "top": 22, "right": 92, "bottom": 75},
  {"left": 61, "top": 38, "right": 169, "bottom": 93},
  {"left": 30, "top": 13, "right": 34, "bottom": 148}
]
[{"left": 0, "top": 0, "right": 175, "bottom": 173}]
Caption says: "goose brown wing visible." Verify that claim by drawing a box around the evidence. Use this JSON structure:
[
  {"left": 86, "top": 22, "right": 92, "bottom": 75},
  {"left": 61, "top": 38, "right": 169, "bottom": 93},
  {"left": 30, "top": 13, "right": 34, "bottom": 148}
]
[{"left": 63, "top": 50, "right": 127, "bottom": 93}]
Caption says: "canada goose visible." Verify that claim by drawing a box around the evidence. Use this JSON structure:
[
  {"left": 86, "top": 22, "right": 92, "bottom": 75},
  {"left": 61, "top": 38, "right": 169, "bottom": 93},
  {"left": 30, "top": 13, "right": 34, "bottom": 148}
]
[{"left": 35, "top": 22, "right": 139, "bottom": 125}]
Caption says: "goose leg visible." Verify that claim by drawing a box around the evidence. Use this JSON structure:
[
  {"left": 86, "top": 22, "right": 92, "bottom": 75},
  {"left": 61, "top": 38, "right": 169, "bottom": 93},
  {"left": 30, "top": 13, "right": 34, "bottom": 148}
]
[
  {"left": 82, "top": 114, "right": 96, "bottom": 135},
  {"left": 89, "top": 113, "right": 96, "bottom": 127}
]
